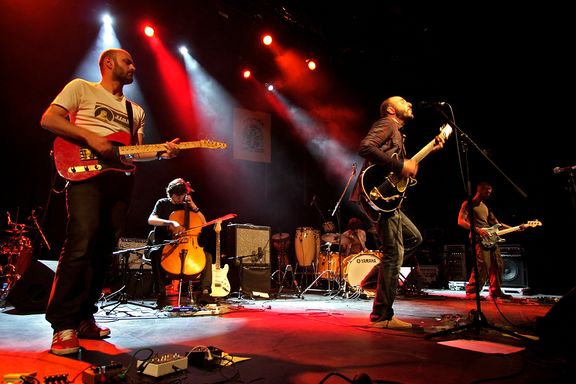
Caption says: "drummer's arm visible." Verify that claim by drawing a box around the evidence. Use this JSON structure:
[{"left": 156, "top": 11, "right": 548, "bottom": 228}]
[{"left": 359, "top": 230, "right": 368, "bottom": 251}]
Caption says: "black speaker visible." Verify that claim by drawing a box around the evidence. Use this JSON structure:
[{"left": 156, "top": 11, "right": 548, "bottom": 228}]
[
  {"left": 241, "top": 264, "right": 271, "bottom": 295},
  {"left": 443, "top": 245, "right": 467, "bottom": 281},
  {"left": 7, "top": 260, "right": 57, "bottom": 313},
  {"left": 536, "top": 286, "right": 576, "bottom": 356},
  {"left": 500, "top": 245, "right": 528, "bottom": 287}
]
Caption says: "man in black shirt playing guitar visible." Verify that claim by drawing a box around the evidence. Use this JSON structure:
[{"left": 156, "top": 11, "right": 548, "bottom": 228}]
[{"left": 349, "top": 96, "right": 447, "bottom": 329}]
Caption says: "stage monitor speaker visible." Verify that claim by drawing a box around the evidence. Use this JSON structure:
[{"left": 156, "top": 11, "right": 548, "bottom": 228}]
[
  {"left": 500, "top": 245, "right": 528, "bottom": 288},
  {"left": 7, "top": 260, "right": 57, "bottom": 313},
  {"left": 443, "top": 244, "right": 467, "bottom": 281},
  {"left": 536, "top": 286, "right": 576, "bottom": 356},
  {"left": 241, "top": 264, "right": 271, "bottom": 296},
  {"left": 227, "top": 224, "right": 271, "bottom": 265}
]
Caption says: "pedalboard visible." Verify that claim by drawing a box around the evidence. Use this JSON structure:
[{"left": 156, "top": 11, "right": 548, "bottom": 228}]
[{"left": 137, "top": 353, "right": 188, "bottom": 377}]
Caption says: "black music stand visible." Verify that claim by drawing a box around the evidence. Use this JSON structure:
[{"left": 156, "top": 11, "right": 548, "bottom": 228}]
[
  {"left": 423, "top": 104, "right": 533, "bottom": 344},
  {"left": 101, "top": 246, "right": 158, "bottom": 314}
]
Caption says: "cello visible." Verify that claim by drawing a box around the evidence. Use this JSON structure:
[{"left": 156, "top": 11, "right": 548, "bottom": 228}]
[{"left": 160, "top": 196, "right": 207, "bottom": 278}]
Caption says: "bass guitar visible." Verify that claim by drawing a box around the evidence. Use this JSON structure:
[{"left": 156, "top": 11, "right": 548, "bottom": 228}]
[
  {"left": 210, "top": 220, "right": 231, "bottom": 297},
  {"left": 360, "top": 123, "right": 453, "bottom": 213},
  {"left": 480, "top": 219, "right": 542, "bottom": 248},
  {"left": 53, "top": 131, "right": 227, "bottom": 181}
]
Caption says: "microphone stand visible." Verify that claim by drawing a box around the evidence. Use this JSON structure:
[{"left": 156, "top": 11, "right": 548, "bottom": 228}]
[
  {"left": 100, "top": 243, "right": 173, "bottom": 313},
  {"left": 424, "top": 104, "right": 533, "bottom": 343},
  {"left": 330, "top": 163, "right": 357, "bottom": 297}
]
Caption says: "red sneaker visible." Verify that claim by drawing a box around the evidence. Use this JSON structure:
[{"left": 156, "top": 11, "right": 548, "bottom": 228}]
[
  {"left": 78, "top": 320, "right": 111, "bottom": 339},
  {"left": 51, "top": 329, "right": 80, "bottom": 355}
]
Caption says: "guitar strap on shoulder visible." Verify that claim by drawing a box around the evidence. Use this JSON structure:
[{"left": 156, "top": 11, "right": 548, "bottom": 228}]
[{"left": 125, "top": 99, "right": 136, "bottom": 145}]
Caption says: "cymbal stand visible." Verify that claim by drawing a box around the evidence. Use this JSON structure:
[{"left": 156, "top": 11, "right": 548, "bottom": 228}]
[{"left": 101, "top": 245, "right": 159, "bottom": 314}]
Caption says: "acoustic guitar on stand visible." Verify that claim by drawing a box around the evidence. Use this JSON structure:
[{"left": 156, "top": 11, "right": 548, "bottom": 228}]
[{"left": 53, "top": 131, "right": 227, "bottom": 182}]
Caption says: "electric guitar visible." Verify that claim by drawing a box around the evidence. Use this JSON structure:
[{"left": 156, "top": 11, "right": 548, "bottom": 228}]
[
  {"left": 480, "top": 219, "right": 542, "bottom": 248},
  {"left": 210, "top": 220, "right": 231, "bottom": 297},
  {"left": 53, "top": 131, "right": 227, "bottom": 182},
  {"left": 360, "top": 123, "right": 453, "bottom": 213}
]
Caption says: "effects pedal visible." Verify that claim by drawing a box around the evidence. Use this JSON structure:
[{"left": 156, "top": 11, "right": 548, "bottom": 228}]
[
  {"left": 137, "top": 353, "right": 188, "bottom": 377},
  {"left": 82, "top": 362, "right": 125, "bottom": 384}
]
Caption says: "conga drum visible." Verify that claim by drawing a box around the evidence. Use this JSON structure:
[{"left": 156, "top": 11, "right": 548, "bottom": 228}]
[{"left": 294, "top": 227, "right": 319, "bottom": 267}]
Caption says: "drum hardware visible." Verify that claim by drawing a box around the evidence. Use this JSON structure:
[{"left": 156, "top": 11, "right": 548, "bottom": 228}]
[{"left": 271, "top": 233, "right": 300, "bottom": 295}]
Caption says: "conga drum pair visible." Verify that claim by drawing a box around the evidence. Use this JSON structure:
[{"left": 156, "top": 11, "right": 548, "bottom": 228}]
[{"left": 294, "top": 227, "right": 319, "bottom": 267}]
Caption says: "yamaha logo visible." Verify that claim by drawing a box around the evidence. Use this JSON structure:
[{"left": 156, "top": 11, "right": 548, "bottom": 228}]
[{"left": 356, "top": 258, "right": 378, "bottom": 263}]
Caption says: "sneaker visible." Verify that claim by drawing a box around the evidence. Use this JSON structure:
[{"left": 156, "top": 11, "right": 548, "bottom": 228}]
[
  {"left": 51, "top": 329, "right": 80, "bottom": 355},
  {"left": 78, "top": 320, "right": 111, "bottom": 339},
  {"left": 371, "top": 316, "right": 413, "bottom": 329}
]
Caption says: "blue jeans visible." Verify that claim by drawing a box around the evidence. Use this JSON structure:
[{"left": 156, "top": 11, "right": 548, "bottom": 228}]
[
  {"left": 45, "top": 173, "right": 133, "bottom": 331},
  {"left": 370, "top": 209, "right": 422, "bottom": 322}
]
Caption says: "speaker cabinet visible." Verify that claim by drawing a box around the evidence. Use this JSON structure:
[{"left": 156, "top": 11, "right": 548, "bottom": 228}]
[
  {"left": 227, "top": 262, "right": 271, "bottom": 296},
  {"left": 117, "top": 237, "right": 151, "bottom": 270},
  {"left": 500, "top": 245, "right": 528, "bottom": 288},
  {"left": 443, "top": 244, "right": 467, "bottom": 281},
  {"left": 7, "top": 260, "right": 57, "bottom": 313},
  {"left": 226, "top": 224, "right": 271, "bottom": 265}
]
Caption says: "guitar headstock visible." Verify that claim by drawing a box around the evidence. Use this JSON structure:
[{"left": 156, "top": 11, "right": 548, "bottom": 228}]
[
  {"left": 526, "top": 219, "right": 542, "bottom": 228},
  {"left": 200, "top": 139, "right": 228, "bottom": 149},
  {"left": 439, "top": 123, "right": 453, "bottom": 140}
]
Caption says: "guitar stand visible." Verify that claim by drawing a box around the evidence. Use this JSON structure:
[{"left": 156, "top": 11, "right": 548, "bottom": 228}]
[{"left": 101, "top": 248, "right": 156, "bottom": 314}]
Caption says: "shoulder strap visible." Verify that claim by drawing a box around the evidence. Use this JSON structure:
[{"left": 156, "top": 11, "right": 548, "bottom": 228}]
[{"left": 125, "top": 99, "right": 136, "bottom": 144}]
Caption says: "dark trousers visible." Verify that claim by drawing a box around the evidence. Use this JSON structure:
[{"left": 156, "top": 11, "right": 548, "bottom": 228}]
[
  {"left": 370, "top": 209, "right": 422, "bottom": 322},
  {"left": 45, "top": 173, "right": 133, "bottom": 331}
]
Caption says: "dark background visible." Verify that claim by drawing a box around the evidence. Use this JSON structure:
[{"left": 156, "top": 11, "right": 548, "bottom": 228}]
[{"left": 1, "top": 1, "right": 574, "bottom": 294}]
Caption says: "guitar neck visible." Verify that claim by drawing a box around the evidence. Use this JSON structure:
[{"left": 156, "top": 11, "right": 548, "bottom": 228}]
[
  {"left": 118, "top": 141, "right": 209, "bottom": 156},
  {"left": 215, "top": 232, "right": 221, "bottom": 269},
  {"left": 411, "top": 123, "right": 452, "bottom": 164},
  {"left": 496, "top": 225, "right": 522, "bottom": 237}
]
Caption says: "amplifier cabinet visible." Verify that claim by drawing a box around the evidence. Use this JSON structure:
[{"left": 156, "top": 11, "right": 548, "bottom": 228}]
[
  {"left": 226, "top": 224, "right": 271, "bottom": 265},
  {"left": 500, "top": 245, "right": 528, "bottom": 288},
  {"left": 117, "top": 237, "right": 151, "bottom": 270}
]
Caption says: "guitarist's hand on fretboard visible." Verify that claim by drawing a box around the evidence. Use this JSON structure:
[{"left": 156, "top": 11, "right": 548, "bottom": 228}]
[{"left": 401, "top": 159, "right": 418, "bottom": 178}]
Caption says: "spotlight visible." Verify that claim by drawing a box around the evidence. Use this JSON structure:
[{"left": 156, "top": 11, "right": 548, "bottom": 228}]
[
  {"left": 242, "top": 69, "right": 251, "bottom": 79},
  {"left": 265, "top": 83, "right": 274, "bottom": 91},
  {"left": 102, "top": 14, "right": 113, "bottom": 25},
  {"left": 262, "top": 34, "right": 273, "bottom": 46},
  {"left": 179, "top": 46, "right": 188, "bottom": 55},
  {"left": 306, "top": 59, "right": 317, "bottom": 71},
  {"left": 144, "top": 25, "right": 155, "bottom": 37}
]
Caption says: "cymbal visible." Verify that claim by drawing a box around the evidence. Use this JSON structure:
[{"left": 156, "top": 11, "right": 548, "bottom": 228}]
[
  {"left": 321, "top": 233, "right": 340, "bottom": 243},
  {"left": 271, "top": 232, "right": 290, "bottom": 240}
]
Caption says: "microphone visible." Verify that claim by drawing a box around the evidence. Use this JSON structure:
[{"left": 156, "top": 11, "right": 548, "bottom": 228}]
[
  {"left": 310, "top": 195, "right": 317, "bottom": 207},
  {"left": 417, "top": 101, "right": 447, "bottom": 107},
  {"left": 553, "top": 165, "right": 576, "bottom": 174}
]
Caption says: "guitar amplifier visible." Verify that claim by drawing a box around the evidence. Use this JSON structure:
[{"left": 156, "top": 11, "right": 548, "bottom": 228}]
[
  {"left": 226, "top": 224, "right": 271, "bottom": 265},
  {"left": 117, "top": 238, "right": 151, "bottom": 270},
  {"left": 500, "top": 245, "right": 528, "bottom": 288},
  {"left": 443, "top": 244, "right": 467, "bottom": 282}
]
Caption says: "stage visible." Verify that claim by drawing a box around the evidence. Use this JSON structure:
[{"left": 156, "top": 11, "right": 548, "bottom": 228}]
[{"left": 0, "top": 283, "right": 572, "bottom": 384}]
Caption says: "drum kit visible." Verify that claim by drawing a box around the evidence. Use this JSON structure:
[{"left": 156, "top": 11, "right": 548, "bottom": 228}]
[
  {"left": 268, "top": 223, "right": 383, "bottom": 298},
  {"left": 1, "top": 220, "right": 34, "bottom": 305}
]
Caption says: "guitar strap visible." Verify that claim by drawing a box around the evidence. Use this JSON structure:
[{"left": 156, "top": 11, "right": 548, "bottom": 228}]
[{"left": 125, "top": 99, "right": 136, "bottom": 145}]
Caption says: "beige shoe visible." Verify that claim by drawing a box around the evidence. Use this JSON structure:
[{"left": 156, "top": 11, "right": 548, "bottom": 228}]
[{"left": 371, "top": 316, "right": 413, "bottom": 329}]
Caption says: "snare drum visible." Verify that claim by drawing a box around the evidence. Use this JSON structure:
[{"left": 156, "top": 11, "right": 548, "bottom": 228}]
[
  {"left": 316, "top": 252, "right": 341, "bottom": 278},
  {"left": 344, "top": 251, "right": 382, "bottom": 288},
  {"left": 294, "top": 227, "right": 319, "bottom": 266}
]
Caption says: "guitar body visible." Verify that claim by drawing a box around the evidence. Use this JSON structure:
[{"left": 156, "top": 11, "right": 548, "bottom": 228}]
[
  {"left": 360, "top": 161, "right": 414, "bottom": 213},
  {"left": 53, "top": 131, "right": 135, "bottom": 182},
  {"left": 211, "top": 263, "right": 230, "bottom": 297},
  {"left": 53, "top": 132, "right": 228, "bottom": 182},
  {"left": 360, "top": 123, "right": 453, "bottom": 214},
  {"left": 479, "top": 224, "right": 505, "bottom": 249}
]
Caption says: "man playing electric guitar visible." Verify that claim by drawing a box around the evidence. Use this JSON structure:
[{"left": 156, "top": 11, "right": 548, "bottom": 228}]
[
  {"left": 458, "top": 181, "right": 526, "bottom": 300},
  {"left": 349, "top": 96, "right": 446, "bottom": 330}
]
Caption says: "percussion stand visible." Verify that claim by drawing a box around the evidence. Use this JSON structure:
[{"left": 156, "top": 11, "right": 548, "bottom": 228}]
[{"left": 101, "top": 245, "right": 159, "bottom": 314}]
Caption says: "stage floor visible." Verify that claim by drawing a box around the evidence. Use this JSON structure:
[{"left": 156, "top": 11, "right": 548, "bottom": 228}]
[{"left": 0, "top": 285, "right": 572, "bottom": 384}]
